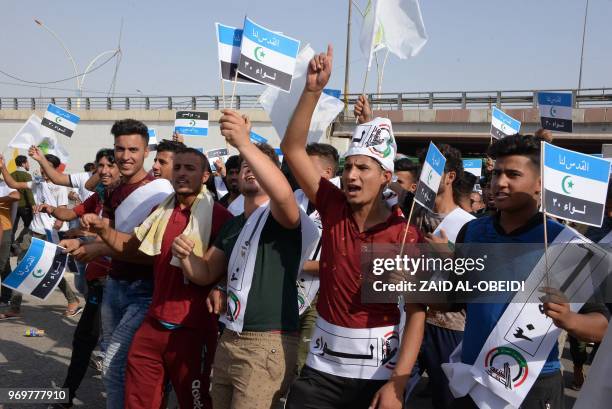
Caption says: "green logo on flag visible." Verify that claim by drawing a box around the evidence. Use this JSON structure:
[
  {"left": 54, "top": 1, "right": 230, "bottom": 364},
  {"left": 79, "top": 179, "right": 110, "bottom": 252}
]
[
  {"left": 561, "top": 175, "right": 574, "bottom": 194},
  {"left": 32, "top": 268, "right": 45, "bottom": 278},
  {"left": 254, "top": 46, "right": 266, "bottom": 62},
  {"left": 427, "top": 169, "right": 433, "bottom": 185},
  {"left": 55, "top": 117, "right": 63, "bottom": 124}
]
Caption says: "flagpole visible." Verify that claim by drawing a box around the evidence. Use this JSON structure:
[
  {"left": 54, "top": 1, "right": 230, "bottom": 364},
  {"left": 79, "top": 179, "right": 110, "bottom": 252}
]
[
  {"left": 344, "top": 0, "right": 352, "bottom": 115},
  {"left": 377, "top": 49, "right": 390, "bottom": 110},
  {"left": 399, "top": 199, "right": 416, "bottom": 257},
  {"left": 355, "top": 67, "right": 370, "bottom": 123},
  {"left": 221, "top": 78, "right": 227, "bottom": 109},
  {"left": 577, "top": 0, "right": 589, "bottom": 93},
  {"left": 540, "top": 142, "right": 551, "bottom": 290},
  {"left": 230, "top": 70, "right": 239, "bottom": 110}
]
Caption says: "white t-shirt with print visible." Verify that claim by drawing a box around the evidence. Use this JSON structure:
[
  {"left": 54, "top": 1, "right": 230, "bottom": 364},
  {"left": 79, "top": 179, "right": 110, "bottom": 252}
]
[
  {"left": 69, "top": 171, "right": 94, "bottom": 202},
  {"left": 28, "top": 178, "right": 69, "bottom": 234}
]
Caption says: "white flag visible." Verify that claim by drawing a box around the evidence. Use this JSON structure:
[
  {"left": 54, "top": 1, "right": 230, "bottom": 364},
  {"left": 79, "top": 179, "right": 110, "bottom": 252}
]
[
  {"left": 7, "top": 114, "right": 69, "bottom": 163},
  {"left": 360, "top": 0, "right": 428, "bottom": 69},
  {"left": 259, "top": 45, "right": 344, "bottom": 144}
]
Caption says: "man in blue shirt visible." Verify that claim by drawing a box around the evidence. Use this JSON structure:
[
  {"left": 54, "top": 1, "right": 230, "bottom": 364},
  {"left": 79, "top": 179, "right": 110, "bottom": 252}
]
[{"left": 451, "top": 134, "right": 609, "bottom": 409}]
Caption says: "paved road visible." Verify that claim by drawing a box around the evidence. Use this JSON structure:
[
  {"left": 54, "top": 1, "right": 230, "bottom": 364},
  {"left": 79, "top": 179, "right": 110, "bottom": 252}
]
[{"left": 0, "top": 266, "right": 593, "bottom": 409}]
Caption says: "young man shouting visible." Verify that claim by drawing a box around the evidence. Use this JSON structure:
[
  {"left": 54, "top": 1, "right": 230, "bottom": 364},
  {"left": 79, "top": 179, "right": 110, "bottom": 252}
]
[{"left": 281, "top": 46, "right": 425, "bottom": 409}]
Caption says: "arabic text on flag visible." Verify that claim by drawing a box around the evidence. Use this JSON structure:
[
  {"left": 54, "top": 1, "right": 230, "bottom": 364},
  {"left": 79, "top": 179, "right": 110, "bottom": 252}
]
[
  {"left": 1, "top": 238, "right": 68, "bottom": 301},
  {"left": 538, "top": 92, "right": 573, "bottom": 133},
  {"left": 543, "top": 142, "right": 611, "bottom": 227},
  {"left": 41, "top": 104, "right": 80, "bottom": 138},
  {"left": 414, "top": 142, "right": 446, "bottom": 211},
  {"left": 237, "top": 17, "right": 300, "bottom": 92},
  {"left": 490, "top": 107, "right": 521, "bottom": 140},
  {"left": 175, "top": 111, "right": 209, "bottom": 137},
  {"left": 216, "top": 23, "right": 258, "bottom": 84}
]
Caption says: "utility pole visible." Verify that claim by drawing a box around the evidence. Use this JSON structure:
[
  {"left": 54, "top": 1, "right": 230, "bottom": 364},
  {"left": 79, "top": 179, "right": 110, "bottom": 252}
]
[
  {"left": 577, "top": 0, "right": 589, "bottom": 93},
  {"left": 344, "top": 0, "right": 352, "bottom": 113}
]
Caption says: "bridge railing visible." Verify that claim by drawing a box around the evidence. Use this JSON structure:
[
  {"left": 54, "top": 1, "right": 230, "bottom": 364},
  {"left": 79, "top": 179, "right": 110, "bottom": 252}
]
[{"left": 1, "top": 88, "right": 611, "bottom": 112}]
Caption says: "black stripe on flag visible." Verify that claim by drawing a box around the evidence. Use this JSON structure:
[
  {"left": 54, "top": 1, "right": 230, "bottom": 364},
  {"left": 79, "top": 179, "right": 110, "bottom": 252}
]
[
  {"left": 41, "top": 117, "right": 73, "bottom": 137},
  {"left": 220, "top": 61, "right": 259, "bottom": 84},
  {"left": 237, "top": 55, "right": 293, "bottom": 92},
  {"left": 544, "top": 189, "right": 604, "bottom": 226},
  {"left": 414, "top": 181, "right": 437, "bottom": 211},
  {"left": 490, "top": 125, "right": 506, "bottom": 140},
  {"left": 541, "top": 117, "right": 573, "bottom": 133},
  {"left": 31, "top": 247, "right": 68, "bottom": 299}
]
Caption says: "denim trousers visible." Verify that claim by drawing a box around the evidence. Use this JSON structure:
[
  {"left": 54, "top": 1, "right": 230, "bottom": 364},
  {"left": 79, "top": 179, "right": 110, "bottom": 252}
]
[{"left": 101, "top": 276, "right": 153, "bottom": 409}]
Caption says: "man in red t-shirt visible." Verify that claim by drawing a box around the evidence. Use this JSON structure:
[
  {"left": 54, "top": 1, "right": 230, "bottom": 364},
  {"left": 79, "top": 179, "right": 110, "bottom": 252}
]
[
  {"left": 85, "top": 147, "right": 232, "bottom": 409},
  {"left": 281, "top": 46, "right": 425, "bottom": 409},
  {"left": 40, "top": 148, "right": 119, "bottom": 407}
]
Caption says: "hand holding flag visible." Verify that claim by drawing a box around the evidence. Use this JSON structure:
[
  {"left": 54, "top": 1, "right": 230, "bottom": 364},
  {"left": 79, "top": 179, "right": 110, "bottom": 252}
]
[
  {"left": 219, "top": 110, "right": 252, "bottom": 150},
  {"left": 354, "top": 94, "right": 373, "bottom": 124},
  {"left": 305, "top": 45, "right": 333, "bottom": 93}
]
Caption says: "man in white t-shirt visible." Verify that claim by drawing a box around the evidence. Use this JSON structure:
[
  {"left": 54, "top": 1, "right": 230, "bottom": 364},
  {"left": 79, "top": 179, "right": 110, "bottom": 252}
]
[
  {"left": 28, "top": 145, "right": 97, "bottom": 203},
  {"left": 0, "top": 153, "right": 81, "bottom": 319}
]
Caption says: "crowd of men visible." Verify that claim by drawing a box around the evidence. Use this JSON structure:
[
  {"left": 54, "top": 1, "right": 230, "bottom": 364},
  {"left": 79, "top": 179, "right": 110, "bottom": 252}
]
[{"left": 0, "top": 46, "right": 610, "bottom": 409}]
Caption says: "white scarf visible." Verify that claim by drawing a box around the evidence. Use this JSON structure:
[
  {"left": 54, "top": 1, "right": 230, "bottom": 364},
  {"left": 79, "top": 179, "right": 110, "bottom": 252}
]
[
  {"left": 573, "top": 228, "right": 612, "bottom": 409},
  {"left": 221, "top": 202, "right": 319, "bottom": 333},
  {"left": 293, "top": 177, "right": 339, "bottom": 315},
  {"left": 442, "top": 226, "right": 611, "bottom": 408},
  {"left": 115, "top": 178, "right": 174, "bottom": 233}
]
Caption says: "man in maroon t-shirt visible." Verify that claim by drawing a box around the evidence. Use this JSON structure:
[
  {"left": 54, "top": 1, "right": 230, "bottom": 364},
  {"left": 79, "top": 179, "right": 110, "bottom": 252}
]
[
  {"left": 281, "top": 46, "right": 425, "bottom": 409},
  {"left": 45, "top": 148, "right": 119, "bottom": 406},
  {"left": 65, "top": 119, "right": 175, "bottom": 409},
  {"left": 86, "top": 147, "right": 232, "bottom": 409}
]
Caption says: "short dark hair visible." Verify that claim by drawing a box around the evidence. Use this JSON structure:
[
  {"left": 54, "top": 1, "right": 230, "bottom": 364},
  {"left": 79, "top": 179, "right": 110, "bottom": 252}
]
[
  {"left": 418, "top": 143, "right": 464, "bottom": 182},
  {"left": 394, "top": 158, "right": 419, "bottom": 177},
  {"left": 239, "top": 143, "right": 280, "bottom": 168},
  {"left": 110, "top": 119, "right": 149, "bottom": 142},
  {"left": 306, "top": 143, "right": 339, "bottom": 172},
  {"left": 175, "top": 147, "right": 208, "bottom": 171},
  {"left": 488, "top": 134, "right": 543, "bottom": 168},
  {"left": 156, "top": 139, "right": 185, "bottom": 153},
  {"left": 95, "top": 148, "right": 115, "bottom": 164},
  {"left": 225, "top": 155, "right": 241, "bottom": 172},
  {"left": 15, "top": 155, "right": 28, "bottom": 167},
  {"left": 84, "top": 162, "right": 95, "bottom": 172},
  {"left": 45, "top": 154, "right": 61, "bottom": 169}
]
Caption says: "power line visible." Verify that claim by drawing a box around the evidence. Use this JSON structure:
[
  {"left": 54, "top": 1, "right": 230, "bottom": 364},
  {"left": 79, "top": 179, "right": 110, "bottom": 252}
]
[{"left": 0, "top": 51, "right": 119, "bottom": 85}]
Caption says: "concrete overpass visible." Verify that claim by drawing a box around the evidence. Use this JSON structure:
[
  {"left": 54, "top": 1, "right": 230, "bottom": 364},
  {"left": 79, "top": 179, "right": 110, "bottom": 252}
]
[{"left": 1, "top": 89, "right": 611, "bottom": 172}]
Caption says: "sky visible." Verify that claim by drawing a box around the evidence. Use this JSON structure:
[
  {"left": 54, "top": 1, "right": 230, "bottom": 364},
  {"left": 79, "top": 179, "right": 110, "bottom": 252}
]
[{"left": 1, "top": 0, "right": 611, "bottom": 98}]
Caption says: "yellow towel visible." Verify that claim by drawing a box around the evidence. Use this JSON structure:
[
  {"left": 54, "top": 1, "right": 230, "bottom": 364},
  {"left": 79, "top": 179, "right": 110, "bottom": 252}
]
[{"left": 135, "top": 187, "right": 214, "bottom": 258}]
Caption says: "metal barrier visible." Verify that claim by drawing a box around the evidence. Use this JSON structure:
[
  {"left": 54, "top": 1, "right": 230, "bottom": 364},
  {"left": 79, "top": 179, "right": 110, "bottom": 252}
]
[{"left": 1, "top": 88, "right": 611, "bottom": 111}]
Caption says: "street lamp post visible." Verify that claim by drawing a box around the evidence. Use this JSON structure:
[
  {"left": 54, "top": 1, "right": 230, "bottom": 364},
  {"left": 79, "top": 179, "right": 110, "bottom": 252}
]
[
  {"left": 34, "top": 18, "right": 120, "bottom": 108},
  {"left": 34, "top": 19, "right": 80, "bottom": 96}
]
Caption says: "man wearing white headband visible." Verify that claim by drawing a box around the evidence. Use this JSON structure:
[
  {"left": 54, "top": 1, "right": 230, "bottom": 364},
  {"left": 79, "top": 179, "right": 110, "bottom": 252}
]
[{"left": 281, "top": 45, "right": 425, "bottom": 409}]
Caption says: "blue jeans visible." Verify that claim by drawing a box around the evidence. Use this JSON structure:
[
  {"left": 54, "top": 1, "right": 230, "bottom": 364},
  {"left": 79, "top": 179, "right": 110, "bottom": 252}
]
[{"left": 101, "top": 277, "right": 153, "bottom": 409}]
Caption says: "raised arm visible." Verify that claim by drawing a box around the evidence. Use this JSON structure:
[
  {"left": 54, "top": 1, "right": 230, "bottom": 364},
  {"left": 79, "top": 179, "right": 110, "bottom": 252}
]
[
  {"left": 28, "top": 146, "right": 70, "bottom": 186},
  {"left": 281, "top": 45, "right": 334, "bottom": 205},
  {"left": 0, "top": 155, "right": 29, "bottom": 190},
  {"left": 220, "top": 109, "right": 299, "bottom": 229},
  {"left": 84, "top": 172, "right": 100, "bottom": 192}
]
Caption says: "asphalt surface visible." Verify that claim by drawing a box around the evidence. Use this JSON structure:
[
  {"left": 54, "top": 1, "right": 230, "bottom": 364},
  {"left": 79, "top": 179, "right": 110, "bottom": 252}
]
[{"left": 0, "top": 263, "right": 594, "bottom": 409}]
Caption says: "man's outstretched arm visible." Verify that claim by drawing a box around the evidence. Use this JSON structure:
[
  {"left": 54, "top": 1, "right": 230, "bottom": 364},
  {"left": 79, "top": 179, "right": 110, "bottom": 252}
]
[
  {"left": 281, "top": 45, "right": 334, "bottom": 205},
  {"left": 220, "top": 109, "right": 299, "bottom": 229},
  {"left": 28, "top": 146, "right": 71, "bottom": 186}
]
